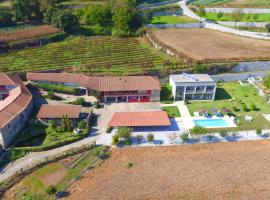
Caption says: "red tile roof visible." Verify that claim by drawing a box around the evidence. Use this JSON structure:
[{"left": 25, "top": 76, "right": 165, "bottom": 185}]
[
  {"left": 108, "top": 111, "right": 171, "bottom": 127},
  {"left": 0, "top": 73, "right": 16, "bottom": 85},
  {"left": 37, "top": 105, "right": 82, "bottom": 119},
  {"left": 27, "top": 73, "right": 161, "bottom": 91},
  {"left": 0, "top": 74, "right": 32, "bottom": 128}
]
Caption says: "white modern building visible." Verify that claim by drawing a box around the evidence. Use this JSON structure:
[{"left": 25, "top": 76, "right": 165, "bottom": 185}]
[{"left": 169, "top": 73, "right": 216, "bottom": 101}]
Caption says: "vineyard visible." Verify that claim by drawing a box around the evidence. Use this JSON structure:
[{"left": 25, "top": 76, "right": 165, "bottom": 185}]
[{"left": 0, "top": 36, "right": 183, "bottom": 75}]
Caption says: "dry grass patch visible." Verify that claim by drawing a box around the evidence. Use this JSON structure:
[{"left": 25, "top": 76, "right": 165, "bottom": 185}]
[
  {"left": 152, "top": 28, "right": 270, "bottom": 62},
  {"left": 65, "top": 140, "right": 270, "bottom": 200}
]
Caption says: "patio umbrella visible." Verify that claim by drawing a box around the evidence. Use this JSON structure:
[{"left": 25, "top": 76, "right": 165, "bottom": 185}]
[
  {"left": 222, "top": 108, "right": 231, "bottom": 113},
  {"left": 211, "top": 108, "right": 218, "bottom": 113}
]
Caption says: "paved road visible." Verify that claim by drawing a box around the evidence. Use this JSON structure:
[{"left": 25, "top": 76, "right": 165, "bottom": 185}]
[
  {"left": 0, "top": 133, "right": 99, "bottom": 183},
  {"left": 179, "top": 0, "right": 270, "bottom": 40}
]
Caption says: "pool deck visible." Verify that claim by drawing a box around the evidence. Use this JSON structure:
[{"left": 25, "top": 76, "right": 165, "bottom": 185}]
[{"left": 162, "top": 102, "right": 236, "bottom": 129}]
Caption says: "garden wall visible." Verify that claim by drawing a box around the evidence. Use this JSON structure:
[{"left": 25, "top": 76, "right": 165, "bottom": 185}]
[{"left": 146, "top": 23, "right": 203, "bottom": 29}]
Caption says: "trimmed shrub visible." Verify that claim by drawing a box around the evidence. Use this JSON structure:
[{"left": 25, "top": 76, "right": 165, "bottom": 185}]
[
  {"left": 123, "top": 162, "right": 133, "bottom": 169},
  {"left": 147, "top": 133, "right": 154, "bottom": 143},
  {"left": 46, "top": 185, "right": 57, "bottom": 195},
  {"left": 180, "top": 133, "right": 189, "bottom": 143},
  {"left": 241, "top": 103, "right": 248, "bottom": 112},
  {"left": 190, "top": 125, "right": 207, "bottom": 136},
  {"left": 256, "top": 128, "right": 262, "bottom": 136},
  {"left": 250, "top": 103, "right": 256, "bottom": 111},
  {"left": 70, "top": 97, "right": 86, "bottom": 106},
  {"left": 136, "top": 134, "right": 144, "bottom": 144},
  {"left": 112, "top": 134, "right": 119, "bottom": 145},
  {"left": 78, "top": 120, "right": 88, "bottom": 129},
  {"left": 116, "top": 127, "right": 132, "bottom": 141},
  {"left": 106, "top": 126, "right": 113, "bottom": 133},
  {"left": 219, "top": 130, "right": 228, "bottom": 138}
]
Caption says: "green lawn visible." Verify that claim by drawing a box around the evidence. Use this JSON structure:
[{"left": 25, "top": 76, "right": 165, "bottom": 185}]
[
  {"left": 150, "top": 15, "right": 197, "bottom": 24},
  {"left": 162, "top": 106, "right": 181, "bottom": 117},
  {"left": 203, "top": 12, "right": 270, "bottom": 22},
  {"left": 187, "top": 82, "right": 270, "bottom": 131}
]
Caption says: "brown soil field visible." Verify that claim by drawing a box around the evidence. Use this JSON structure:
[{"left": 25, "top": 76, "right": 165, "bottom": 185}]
[
  {"left": 65, "top": 140, "right": 270, "bottom": 200},
  {"left": 0, "top": 25, "right": 60, "bottom": 43},
  {"left": 152, "top": 28, "right": 270, "bottom": 62}
]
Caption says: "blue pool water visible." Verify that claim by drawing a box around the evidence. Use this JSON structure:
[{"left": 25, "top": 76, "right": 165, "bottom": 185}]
[{"left": 193, "top": 119, "right": 229, "bottom": 128}]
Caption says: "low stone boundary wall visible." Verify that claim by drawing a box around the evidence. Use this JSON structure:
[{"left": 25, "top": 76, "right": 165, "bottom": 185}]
[
  {"left": 152, "top": 11, "right": 182, "bottom": 16},
  {"left": 205, "top": 7, "right": 270, "bottom": 14},
  {"left": 218, "top": 21, "right": 269, "bottom": 28},
  {"left": 146, "top": 22, "right": 203, "bottom": 29},
  {"left": 232, "top": 61, "right": 270, "bottom": 73},
  {"left": 137, "top": 0, "right": 179, "bottom": 9}
]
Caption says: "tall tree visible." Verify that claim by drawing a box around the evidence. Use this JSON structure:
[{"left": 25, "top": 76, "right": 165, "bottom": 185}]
[
  {"left": 0, "top": 8, "right": 13, "bottom": 26},
  {"left": 11, "top": 0, "right": 30, "bottom": 21},
  {"left": 112, "top": 0, "right": 136, "bottom": 34},
  {"left": 56, "top": 10, "right": 79, "bottom": 33}
]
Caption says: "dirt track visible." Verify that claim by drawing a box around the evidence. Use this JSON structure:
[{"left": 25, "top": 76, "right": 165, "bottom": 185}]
[
  {"left": 152, "top": 29, "right": 270, "bottom": 62},
  {"left": 65, "top": 140, "right": 270, "bottom": 200}
]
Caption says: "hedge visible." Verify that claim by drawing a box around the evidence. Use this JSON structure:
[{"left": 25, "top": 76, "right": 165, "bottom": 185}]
[{"left": 33, "top": 83, "right": 81, "bottom": 95}]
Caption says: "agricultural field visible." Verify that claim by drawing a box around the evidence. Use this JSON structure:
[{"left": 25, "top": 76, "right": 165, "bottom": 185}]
[
  {"left": 152, "top": 28, "right": 270, "bottom": 62},
  {"left": 0, "top": 25, "right": 61, "bottom": 43},
  {"left": 2, "top": 146, "right": 108, "bottom": 200},
  {"left": 0, "top": 36, "right": 181, "bottom": 75},
  {"left": 150, "top": 15, "right": 197, "bottom": 24},
  {"left": 191, "top": 0, "right": 270, "bottom": 7},
  {"left": 63, "top": 141, "right": 270, "bottom": 199}
]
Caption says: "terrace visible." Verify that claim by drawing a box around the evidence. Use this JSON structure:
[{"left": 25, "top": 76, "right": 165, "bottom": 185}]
[{"left": 187, "top": 82, "right": 270, "bottom": 132}]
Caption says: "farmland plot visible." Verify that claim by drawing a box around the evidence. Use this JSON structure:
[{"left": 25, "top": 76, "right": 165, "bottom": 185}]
[
  {"left": 152, "top": 28, "right": 270, "bottom": 62},
  {"left": 0, "top": 36, "right": 179, "bottom": 75}
]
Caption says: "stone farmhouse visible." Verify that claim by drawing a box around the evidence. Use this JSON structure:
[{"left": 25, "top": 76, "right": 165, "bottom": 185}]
[{"left": 0, "top": 73, "right": 33, "bottom": 148}]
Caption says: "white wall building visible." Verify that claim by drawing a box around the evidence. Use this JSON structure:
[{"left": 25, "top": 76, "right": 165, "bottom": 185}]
[{"left": 169, "top": 73, "right": 216, "bottom": 101}]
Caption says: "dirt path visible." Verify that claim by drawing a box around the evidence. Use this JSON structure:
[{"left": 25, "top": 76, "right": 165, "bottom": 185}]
[{"left": 65, "top": 140, "right": 270, "bottom": 200}]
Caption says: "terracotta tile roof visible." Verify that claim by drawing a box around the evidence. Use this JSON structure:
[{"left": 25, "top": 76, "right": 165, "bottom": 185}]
[
  {"left": 0, "top": 74, "right": 32, "bottom": 128},
  {"left": 37, "top": 105, "right": 82, "bottom": 119},
  {"left": 108, "top": 111, "right": 171, "bottom": 127},
  {"left": 27, "top": 73, "right": 161, "bottom": 92},
  {"left": 0, "top": 73, "right": 16, "bottom": 85},
  {"left": 98, "top": 76, "right": 161, "bottom": 92}
]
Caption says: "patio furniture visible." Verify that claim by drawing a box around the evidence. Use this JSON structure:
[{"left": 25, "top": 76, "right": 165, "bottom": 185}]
[
  {"left": 204, "top": 111, "right": 210, "bottom": 118},
  {"left": 245, "top": 116, "right": 253, "bottom": 122},
  {"left": 193, "top": 112, "right": 200, "bottom": 117}
]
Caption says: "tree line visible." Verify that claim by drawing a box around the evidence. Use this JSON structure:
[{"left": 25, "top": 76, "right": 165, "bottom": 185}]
[{"left": 0, "top": 0, "right": 146, "bottom": 36}]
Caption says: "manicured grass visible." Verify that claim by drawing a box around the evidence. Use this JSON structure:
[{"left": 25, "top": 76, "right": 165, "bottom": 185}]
[
  {"left": 187, "top": 82, "right": 270, "bottom": 131},
  {"left": 150, "top": 15, "right": 197, "bottom": 24},
  {"left": 203, "top": 12, "right": 270, "bottom": 22},
  {"left": 0, "top": 36, "right": 179, "bottom": 75},
  {"left": 162, "top": 106, "right": 181, "bottom": 117}
]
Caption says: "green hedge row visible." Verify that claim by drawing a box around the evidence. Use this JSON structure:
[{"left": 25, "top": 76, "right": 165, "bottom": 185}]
[{"left": 34, "top": 83, "right": 81, "bottom": 95}]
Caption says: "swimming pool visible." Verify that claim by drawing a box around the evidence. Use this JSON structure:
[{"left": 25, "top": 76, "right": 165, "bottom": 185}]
[{"left": 193, "top": 118, "right": 229, "bottom": 128}]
